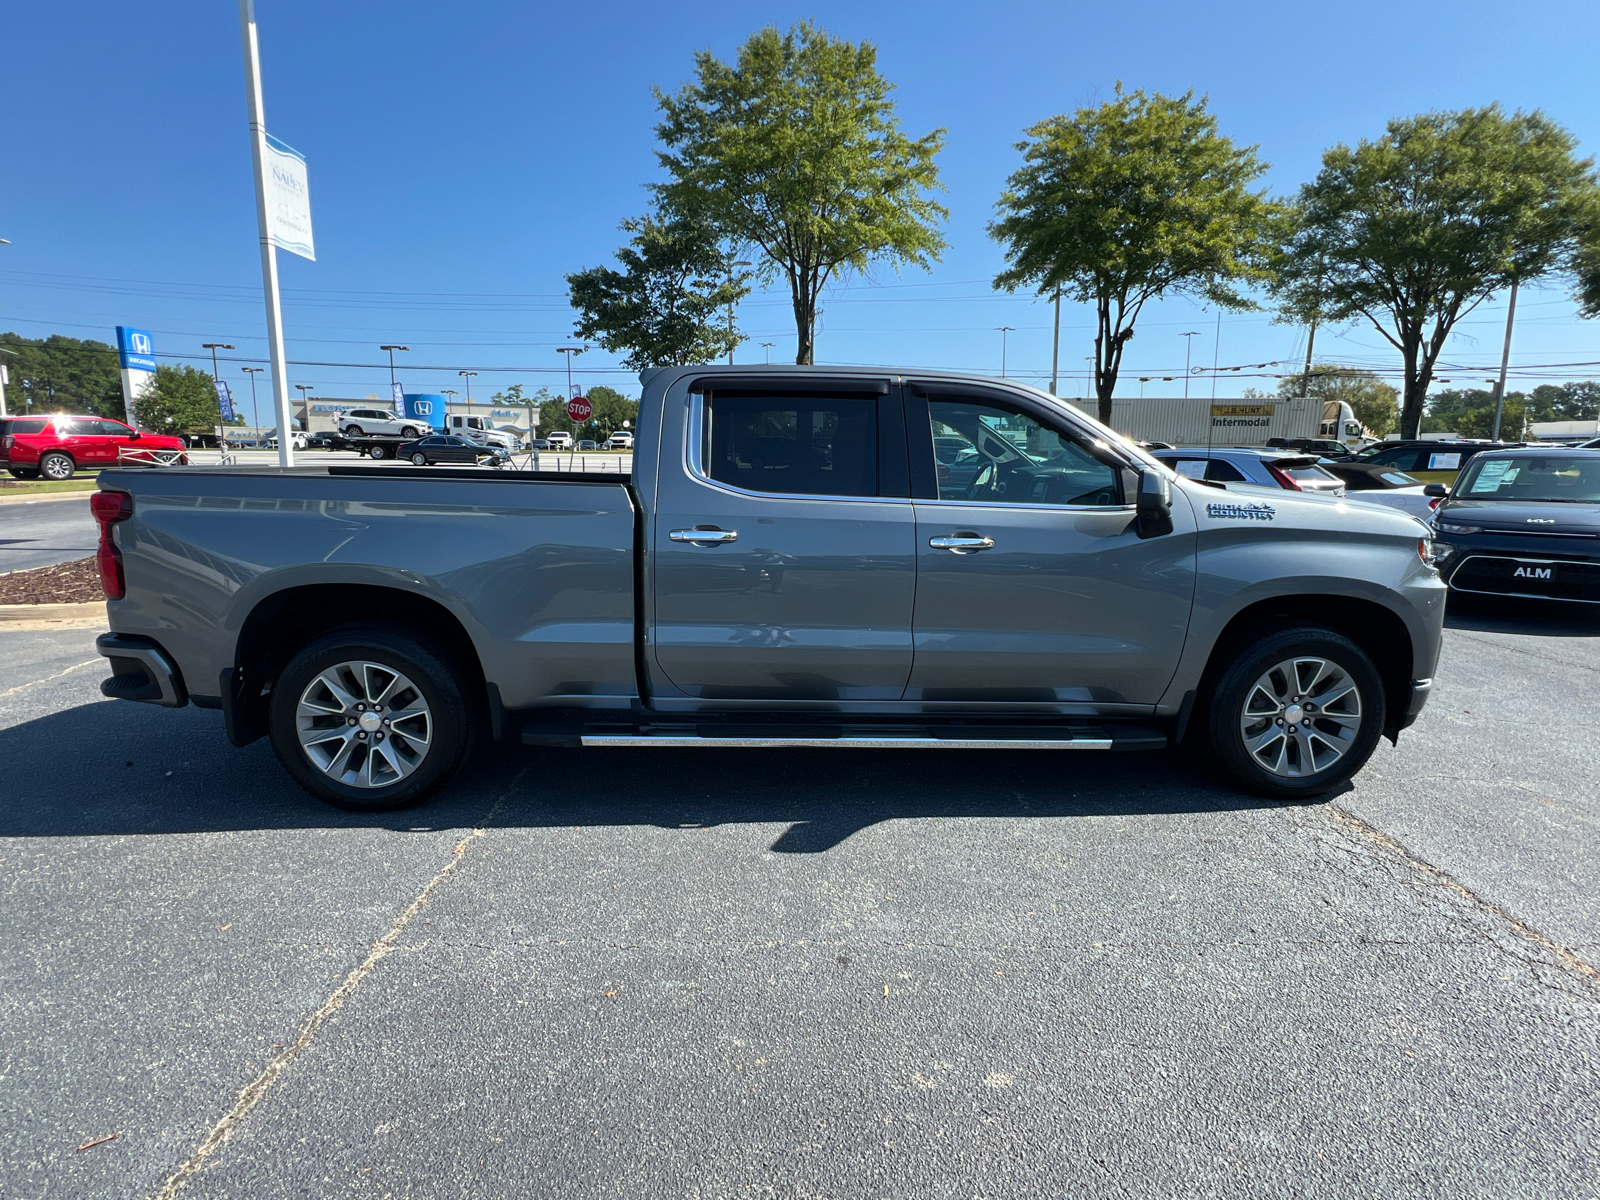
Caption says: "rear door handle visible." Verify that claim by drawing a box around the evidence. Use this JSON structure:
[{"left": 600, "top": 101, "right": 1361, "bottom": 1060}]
[
  {"left": 929, "top": 535, "right": 995, "bottom": 552},
  {"left": 670, "top": 528, "right": 739, "bottom": 544}
]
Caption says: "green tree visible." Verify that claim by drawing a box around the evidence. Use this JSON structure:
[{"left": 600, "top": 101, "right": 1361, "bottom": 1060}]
[
  {"left": 1277, "top": 362, "right": 1400, "bottom": 438},
  {"left": 568, "top": 215, "right": 748, "bottom": 368},
  {"left": 654, "top": 23, "right": 947, "bottom": 365},
  {"left": 1274, "top": 106, "right": 1600, "bottom": 440},
  {"left": 534, "top": 386, "right": 639, "bottom": 441},
  {"left": 133, "top": 364, "right": 222, "bottom": 434},
  {"left": 1420, "top": 388, "right": 1531, "bottom": 439},
  {"left": 1525, "top": 381, "right": 1600, "bottom": 422},
  {"left": 0, "top": 332, "right": 125, "bottom": 418},
  {"left": 990, "top": 87, "right": 1280, "bottom": 424}
]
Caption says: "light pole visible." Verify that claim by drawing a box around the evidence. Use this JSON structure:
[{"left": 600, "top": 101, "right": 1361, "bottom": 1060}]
[
  {"left": 441, "top": 388, "right": 457, "bottom": 425},
  {"left": 203, "top": 343, "right": 235, "bottom": 437},
  {"left": 380, "top": 345, "right": 408, "bottom": 387},
  {"left": 458, "top": 370, "right": 477, "bottom": 416},
  {"left": 294, "top": 383, "right": 313, "bottom": 431},
  {"left": 726, "top": 259, "right": 752, "bottom": 365},
  {"left": 1048, "top": 289, "right": 1062, "bottom": 396},
  {"left": 996, "top": 327, "right": 1015, "bottom": 377},
  {"left": 760, "top": 342, "right": 774, "bottom": 364},
  {"left": 1180, "top": 332, "right": 1201, "bottom": 399},
  {"left": 241, "top": 366, "right": 263, "bottom": 434}
]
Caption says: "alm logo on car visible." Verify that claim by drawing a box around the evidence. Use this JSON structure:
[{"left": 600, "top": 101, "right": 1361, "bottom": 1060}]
[
  {"left": 1512, "top": 566, "right": 1553, "bottom": 580},
  {"left": 1206, "top": 501, "right": 1276, "bottom": 521}
]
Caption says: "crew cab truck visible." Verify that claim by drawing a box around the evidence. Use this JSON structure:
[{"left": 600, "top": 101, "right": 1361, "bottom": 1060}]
[{"left": 92, "top": 365, "right": 1446, "bottom": 812}]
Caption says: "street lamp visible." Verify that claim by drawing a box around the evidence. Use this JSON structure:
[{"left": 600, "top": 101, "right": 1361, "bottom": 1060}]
[
  {"left": 759, "top": 342, "right": 774, "bottom": 364},
  {"left": 458, "top": 370, "right": 477, "bottom": 413},
  {"left": 1180, "top": 332, "right": 1202, "bottom": 399},
  {"left": 996, "top": 327, "right": 1015, "bottom": 377},
  {"left": 726, "top": 260, "right": 752, "bottom": 365},
  {"left": 295, "top": 383, "right": 313, "bottom": 428},
  {"left": 241, "top": 366, "right": 263, "bottom": 434},
  {"left": 380, "top": 345, "right": 408, "bottom": 388}
]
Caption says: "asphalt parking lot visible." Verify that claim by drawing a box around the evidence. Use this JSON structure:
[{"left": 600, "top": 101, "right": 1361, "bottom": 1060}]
[{"left": 2, "top": 599, "right": 1597, "bottom": 1199}]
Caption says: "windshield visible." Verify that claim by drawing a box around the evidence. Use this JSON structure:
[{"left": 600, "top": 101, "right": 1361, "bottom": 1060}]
[{"left": 1455, "top": 454, "right": 1600, "bottom": 503}]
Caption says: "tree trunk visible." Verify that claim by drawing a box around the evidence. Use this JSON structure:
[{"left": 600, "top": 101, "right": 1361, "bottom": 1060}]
[
  {"left": 789, "top": 268, "right": 815, "bottom": 365},
  {"left": 1399, "top": 334, "right": 1426, "bottom": 439},
  {"left": 1094, "top": 298, "right": 1114, "bottom": 425}
]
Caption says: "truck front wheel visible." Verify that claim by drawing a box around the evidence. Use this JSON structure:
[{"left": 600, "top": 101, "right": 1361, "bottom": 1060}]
[
  {"left": 269, "top": 627, "right": 475, "bottom": 811},
  {"left": 1205, "top": 626, "right": 1384, "bottom": 801}
]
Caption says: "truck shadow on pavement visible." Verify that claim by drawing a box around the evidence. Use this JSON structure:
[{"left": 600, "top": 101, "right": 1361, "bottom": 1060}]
[{"left": 0, "top": 701, "right": 1299, "bottom": 852}]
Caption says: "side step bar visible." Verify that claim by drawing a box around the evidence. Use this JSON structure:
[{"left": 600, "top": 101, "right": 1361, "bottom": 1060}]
[{"left": 527, "top": 724, "right": 1167, "bottom": 752}]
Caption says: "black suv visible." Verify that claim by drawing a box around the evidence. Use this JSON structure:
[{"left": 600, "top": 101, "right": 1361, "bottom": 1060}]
[
  {"left": 1356, "top": 440, "right": 1517, "bottom": 485},
  {"left": 1431, "top": 447, "right": 1600, "bottom": 605}
]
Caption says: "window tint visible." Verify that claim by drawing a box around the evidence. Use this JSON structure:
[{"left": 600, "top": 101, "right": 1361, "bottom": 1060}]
[
  {"left": 1368, "top": 447, "right": 1419, "bottom": 470},
  {"left": 927, "top": 399, "right": 1120, "bottom": 506},
  {"left": 706, "top": 394, "right": 878, "bottom": 497},
  {"left": 420, "top": 437, "right": 443, "bottom": 446},
  {"left": 3, "top": 419, "right": 47, "bottom": 435},
  {"left": 1205, "top": 459, "right": 1248, "bottom": 482},
  {"left": 99, "top": 420, "right": 134, "bottom": 436}
]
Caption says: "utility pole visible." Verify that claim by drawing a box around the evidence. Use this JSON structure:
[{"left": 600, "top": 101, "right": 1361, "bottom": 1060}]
[
  {"left": 1491, "top": 279, "right": 1519, "bottom": 442},
  {"left": 1300, "top": 321, "right": 1317, "bottom": 398},
  {"left": 241, "top": 366, "right": 263, "bottom": 434},
  {"left": 996, "top": 327, "right": 1015, "bottom": 378},
  {"left": 237, "top": 0, "right": 294, "bottom": 468},
  {"left": 1180, "top": 332, "right": 1201, "bottom": 399},
  {"left": 1048, "top": 289, "right": 1061, "bottom": 396},
  {"left": 725, "top": 260, "right": 751, "bottom": 365}
]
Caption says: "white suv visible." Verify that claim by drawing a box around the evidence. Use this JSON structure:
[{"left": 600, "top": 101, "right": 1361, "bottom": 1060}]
[
  {"left": 337, "top": 409, "right": 426, "bottom": 439},
  {"left": 545, "top": 431, "right": 573, "bottom": 449},
  {"left": 605, "top": 431, "right": 634, "bottom": 450}
]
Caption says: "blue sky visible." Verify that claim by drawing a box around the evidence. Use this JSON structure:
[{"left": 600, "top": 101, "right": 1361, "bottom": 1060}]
[{"left": 5, "top": 0, "right": 1600, "bottom": 411}]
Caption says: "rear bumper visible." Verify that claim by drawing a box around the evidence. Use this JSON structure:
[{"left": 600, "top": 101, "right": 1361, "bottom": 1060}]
[{"left": 97, "top": 632, "right": 189, "bottom": 707}]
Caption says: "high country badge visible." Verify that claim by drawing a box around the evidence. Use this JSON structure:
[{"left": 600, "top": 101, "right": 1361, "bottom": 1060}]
[{"left": 1206, "top": 501, "right": 1276, "bottom": 521}]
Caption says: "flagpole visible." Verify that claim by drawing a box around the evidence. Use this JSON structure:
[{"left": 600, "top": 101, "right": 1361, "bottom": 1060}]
[{"left": 238, "top": 0, "right": 294, "bottom": 468}]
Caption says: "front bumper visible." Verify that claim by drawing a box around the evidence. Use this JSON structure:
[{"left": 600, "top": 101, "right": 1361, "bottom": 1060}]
[
  {"left": 1436, "top": 532, "right": 1600, "bottom": 603},
  {"left": 97, "top": 632, "right": 189, "bottom": 707}
]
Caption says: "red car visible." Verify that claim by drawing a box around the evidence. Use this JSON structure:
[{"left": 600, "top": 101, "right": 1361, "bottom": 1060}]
[{"left": 0, "top": 415, "right": 187, "bottom": 480}]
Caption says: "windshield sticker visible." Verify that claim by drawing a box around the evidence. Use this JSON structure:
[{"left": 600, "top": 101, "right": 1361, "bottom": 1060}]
[
  {"left": 1207, "top": 501, "right": 1276, "bottom": 521},
  {"left": 1469, "top": 461, "right": 1517, "bottom": 493},
  {"left": 1428, "top": 452, "right": 1462, "bottom": 470}
]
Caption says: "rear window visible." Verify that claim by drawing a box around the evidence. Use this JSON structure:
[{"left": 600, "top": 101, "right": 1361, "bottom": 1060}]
[
  {"left": 706, "top": 393, "right": 879, "bottom": 498},
  {"left": 1282, "top": 465, "right": 1340, "bottom": 486},
  {"left": 1378, "top": 470, "right": 1420, "bottom": 487}
]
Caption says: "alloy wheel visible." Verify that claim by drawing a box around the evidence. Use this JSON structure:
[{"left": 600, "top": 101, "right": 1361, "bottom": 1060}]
[
  {"left": 295, "top": 660, "right": 433, "bottom": 789},
  {"left": 1238, "top": 656, "right": 1363, "bottom": 778}
]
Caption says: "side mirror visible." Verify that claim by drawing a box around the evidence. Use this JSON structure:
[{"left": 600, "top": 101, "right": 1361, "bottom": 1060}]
[
  {"left": 1423, "top": 483, "right": 1447, "bottom": 498},
  {"left": 1134, "top": 469, "right": 1174, "bottom": 539},
  {"left": 129, "top": 430, "right": 142, "bottom": 440}
]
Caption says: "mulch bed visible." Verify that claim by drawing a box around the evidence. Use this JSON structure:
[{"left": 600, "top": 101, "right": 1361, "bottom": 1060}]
[{"left": 0, "top": 556, "right": 104, "bottom": 605}]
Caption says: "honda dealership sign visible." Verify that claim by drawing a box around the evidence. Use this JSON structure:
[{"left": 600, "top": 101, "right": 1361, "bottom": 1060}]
[{"left": 116, "top": 326, "right": 157, "bottom": 425}]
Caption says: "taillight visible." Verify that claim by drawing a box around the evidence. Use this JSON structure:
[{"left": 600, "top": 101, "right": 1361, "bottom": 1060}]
[
  {"left": 2, "top": 435, "right": 12, "bottom": 450},
  {"left": 1265, "top": 464, "right": 1303, "bottom": 491},
  {"left": 91, "top": 490, "right": 133, "bottom": 600},
  {"left": 1428, "top": 497, "right": 1442, "bottom": 511}
]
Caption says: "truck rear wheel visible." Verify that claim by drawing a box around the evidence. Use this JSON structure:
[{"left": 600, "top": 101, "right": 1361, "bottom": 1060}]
[
  {"left": 269, "top": 627, "right": 474, "bottom": 811},
  {"left": 1205, "top": 626, "right": 1384, "bottom": 801},
  {"left": 367, "top": 443, "right": 389, "bottom": 460}
]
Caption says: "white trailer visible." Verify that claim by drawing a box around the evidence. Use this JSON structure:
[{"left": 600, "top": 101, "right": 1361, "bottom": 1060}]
[{"left": 1064, "top": 396, "right": 1360, "bottom": 448}]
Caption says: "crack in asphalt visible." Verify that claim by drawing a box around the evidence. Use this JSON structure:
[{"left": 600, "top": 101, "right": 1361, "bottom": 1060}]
[
  {"left": 150, "top": 771, "right": 524, "bottom": 1200},
  {"left": 0, "top": 657, "right": 99, "bottom": 700},
  {"left": 1321, "top": 802, "right": 1600, "bottom": 990}
]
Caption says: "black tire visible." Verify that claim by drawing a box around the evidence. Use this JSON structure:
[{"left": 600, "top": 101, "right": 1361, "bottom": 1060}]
[
  {"left": 411, "top": 452, "right": 428, "bottom": 466},
  {"left": 7, "top": 468, "right": 39, "bottom": 480},
  {"left": 368, "top": 443, "right": 390, "bottom": 461},
  {"left": 38, "top": 451, "right": 75, "bottom": 481},
  {"left": 1205, "top": 625, "right": 1385, "bottom": 801},
  {"left": 269, "top": 626, "right": 476, "bottom": 811}
]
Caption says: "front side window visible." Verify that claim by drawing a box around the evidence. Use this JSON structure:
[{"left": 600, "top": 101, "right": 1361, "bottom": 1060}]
[
  {"left": 706, "top": 393, "right": 878, "bottom": 497},
  {"left": 927, "top": 399, "right": 1120, "bottom": 506}
]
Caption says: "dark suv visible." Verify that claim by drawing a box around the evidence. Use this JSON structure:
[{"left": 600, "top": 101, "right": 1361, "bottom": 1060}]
[{"left": 1431, "top": 448, "right": 1600, "bottom": 604}]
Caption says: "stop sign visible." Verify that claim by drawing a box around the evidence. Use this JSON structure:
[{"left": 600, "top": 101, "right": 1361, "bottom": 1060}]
[{"left": 566, "top": 395, "right": 592, "bottom": 423}]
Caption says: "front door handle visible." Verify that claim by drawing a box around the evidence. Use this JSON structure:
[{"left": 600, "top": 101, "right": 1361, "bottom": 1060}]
[
  {"left": 670, "top": 527, "right": 739, "bottom": 544},
  {"left": 929, "top": 534, "right": 995, "bottom": 553}
]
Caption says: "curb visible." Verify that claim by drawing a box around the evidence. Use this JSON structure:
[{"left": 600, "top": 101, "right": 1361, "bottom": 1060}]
[
  {"left": 0, "top": 601, "right": 107, "bottom": 630},
  {"left": 0, "top": 489, "right": 97, "bottom": 507}
]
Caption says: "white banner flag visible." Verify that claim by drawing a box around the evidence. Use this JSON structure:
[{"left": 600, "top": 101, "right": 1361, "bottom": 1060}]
[{"left": 263, "top": 133, "right": 315, "bottom": 261}]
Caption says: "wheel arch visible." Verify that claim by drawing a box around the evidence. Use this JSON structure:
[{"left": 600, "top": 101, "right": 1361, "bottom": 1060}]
[
  {"left": 225, "top": 582, "right": 489, "bottom": 747},
  {"left": 1195, "top": 595, "right": 1414, "bottom": 738}
]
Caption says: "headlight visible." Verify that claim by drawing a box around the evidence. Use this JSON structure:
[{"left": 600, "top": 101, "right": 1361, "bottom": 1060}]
[{"left": 1434, "top": 521, "right": 1482, "bottom": 534}]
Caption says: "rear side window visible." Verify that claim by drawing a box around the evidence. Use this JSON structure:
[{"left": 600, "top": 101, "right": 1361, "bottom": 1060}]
[
  {"left": 1204, "top": 459, "right": 1248, "bottom": 482},
  {"left": 706, "top": 393, "right": 879, "bottom": 498},
  {"left": 3, "top": 419, "right": 48, "bottom": 435}
]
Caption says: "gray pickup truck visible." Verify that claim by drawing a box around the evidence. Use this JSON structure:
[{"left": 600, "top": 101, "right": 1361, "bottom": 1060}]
[{"left": 92, "top": 365, "right": 1445, "bottom": 810}]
